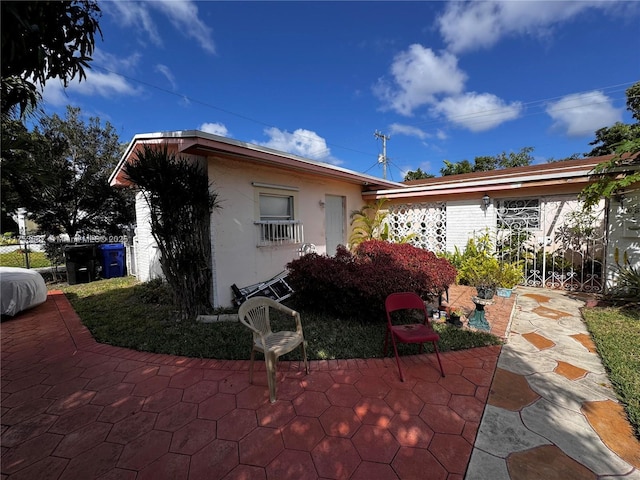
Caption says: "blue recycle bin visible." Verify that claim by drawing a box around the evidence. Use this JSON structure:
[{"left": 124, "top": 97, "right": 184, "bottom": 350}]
[{"left": 98, "top": 243, "right": 126, "bottom": 279}]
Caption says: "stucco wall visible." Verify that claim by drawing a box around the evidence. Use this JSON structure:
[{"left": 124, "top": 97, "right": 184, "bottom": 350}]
[
  {"left": 208, "top": 156, "right": 365, "bottom": 307},
  {"left": 445, "top": 200, "right": 495, "bottom": 252}
]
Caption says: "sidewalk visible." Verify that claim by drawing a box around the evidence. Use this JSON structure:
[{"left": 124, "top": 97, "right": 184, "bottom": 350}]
[{"left": 1, "top": 286, "right": 638, "bottom": 479}]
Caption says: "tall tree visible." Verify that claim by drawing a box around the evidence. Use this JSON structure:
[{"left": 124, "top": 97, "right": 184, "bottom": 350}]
[
  {"left": 2, "top": 106, "right": 134, "bottom": 237},
  {"left": 404, "top": 168, "right": 435, "bottom": 181},
  {"left": 440, "top": 147, "right": 534, "bottom": 176},
  {"left": 1, "top": 1, "right": 102, "bottom": 118},
  {"left": 440, "top": 159, "right": 473, "bottom": 176},
  {"left": 580, "top": 82, "right": 640, "bottom": 209},
  {"left": 585, "top": 82, "right": 640, "bottom": 157},
  {"left": 495, "top": 146, "right": 535, "bottom": 168}
]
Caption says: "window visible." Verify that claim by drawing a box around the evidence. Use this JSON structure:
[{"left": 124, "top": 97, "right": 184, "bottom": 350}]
[
  {"left": 253, "top": 185, "right": 303, "bottom": 245},
  {"left": 497, "top": 199, "right": 540, "bottom": 230},
  {"left": 260, "top": 194, "right": 293, "bottom": 222}
]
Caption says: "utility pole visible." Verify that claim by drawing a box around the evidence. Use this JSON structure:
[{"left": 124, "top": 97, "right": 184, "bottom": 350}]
[{"left": 374, "top": 131, "right": 389, "bottom": 179}]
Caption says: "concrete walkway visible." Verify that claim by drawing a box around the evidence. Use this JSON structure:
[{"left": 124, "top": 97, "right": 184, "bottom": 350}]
[
  {"left": 467, "top": 286, "right": 639, "bottom": 479},
  {"left": 1, "top": 286, "right": 638, "bottom": 479}
]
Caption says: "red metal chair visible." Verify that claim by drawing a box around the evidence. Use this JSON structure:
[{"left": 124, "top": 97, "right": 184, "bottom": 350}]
[{"left": 384, "top": 292, "right": 445, "bottom": 381}]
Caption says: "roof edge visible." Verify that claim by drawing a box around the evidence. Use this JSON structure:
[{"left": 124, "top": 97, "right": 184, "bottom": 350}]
[{"left": 109, "top": 130, "right": 404, "bottom": 189}]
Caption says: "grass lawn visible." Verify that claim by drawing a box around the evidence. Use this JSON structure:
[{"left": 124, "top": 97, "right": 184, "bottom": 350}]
[
  {"left": 582, "top": 306, "right": 640, "bottom": 439},
  {"left": 59, "top": 276, "right": 502, "bottom": 362},
  {"left": 0, "top": 250, "right": 51, "bottom": 268}
]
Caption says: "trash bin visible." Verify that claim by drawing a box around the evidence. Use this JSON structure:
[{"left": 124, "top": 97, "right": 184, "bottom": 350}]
[
  {"left": 98, "top": 243, "right": 126, "bottom": 279},
  {"left": 65, "top": 244, "right": 99, "bottom": 285}
]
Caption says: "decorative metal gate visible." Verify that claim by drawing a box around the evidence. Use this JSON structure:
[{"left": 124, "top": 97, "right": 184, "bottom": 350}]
[{"left": 495, "top": 197, "right": 606, "bottom": 293}]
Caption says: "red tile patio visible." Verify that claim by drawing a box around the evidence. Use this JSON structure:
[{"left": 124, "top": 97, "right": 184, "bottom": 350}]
[{"left": 1, "top": 287, "right": 509, "bottom": 479}]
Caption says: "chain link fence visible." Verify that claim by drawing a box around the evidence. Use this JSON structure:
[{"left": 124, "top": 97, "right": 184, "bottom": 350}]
[{"left": 0, "top": 234, "right": 136, "bottom": 284}]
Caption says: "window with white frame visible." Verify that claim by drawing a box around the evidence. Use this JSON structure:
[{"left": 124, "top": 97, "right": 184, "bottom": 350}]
[
  {"left": 497, "top": 199, "right": 540, "bottom": 230},
  {"left": 253, "top": 183, "right": 303, "bottom": 246},
  {"left": 260, "top": 194, "right": 293, "bottom": 222}
]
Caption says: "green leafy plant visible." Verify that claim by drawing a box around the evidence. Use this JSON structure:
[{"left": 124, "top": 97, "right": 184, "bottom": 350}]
[
  {"left": 607, "top": 248, "right": 640, "bottom": 304},
  {"left": 348, "top": 198, "right": 391, "bottom": 247},
  {"left": 455, "top": 230, "right": 523, "bottom": 292},
  {"left": 498, "top": 262, "right": 524, "bottom": 289},
  {"left": 348, "top": 198, "right": 415, "bottom": 248},
  {"left": 460, "top": 255, "right": 501, "bottom": 289}
]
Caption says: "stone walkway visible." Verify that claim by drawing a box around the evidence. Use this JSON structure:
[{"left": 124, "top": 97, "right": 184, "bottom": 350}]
[{"left": 467, "top": 286, "right": 639, "bottom": 479}]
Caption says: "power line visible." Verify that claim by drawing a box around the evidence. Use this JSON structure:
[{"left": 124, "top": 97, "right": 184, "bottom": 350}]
[
  {"left": 88, "top": 64, "right": 636, "bottom": 173},
  {"left": 91, "top": 64, "right": 378, "bottom": 163}
]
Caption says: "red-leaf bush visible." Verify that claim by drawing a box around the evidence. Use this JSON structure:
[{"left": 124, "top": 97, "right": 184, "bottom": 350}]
[{"left": 287, "top": 240, "right": 457, "bottom": 321}]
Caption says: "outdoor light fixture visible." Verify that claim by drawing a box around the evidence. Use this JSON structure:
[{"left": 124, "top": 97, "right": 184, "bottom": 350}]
[{"left": 482, "top": 194, "right": 491, "bottom": 209}]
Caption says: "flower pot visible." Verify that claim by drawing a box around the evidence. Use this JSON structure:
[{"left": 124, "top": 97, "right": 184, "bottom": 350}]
[
  {"left": 448, "top": 314, "right": 463, "bottom": 327},
  {"left": 476, "top": 286, "right": 495, "bottom": 299},
  {"left": 496, "top": 287, "right": 512, "bottom": 298}
]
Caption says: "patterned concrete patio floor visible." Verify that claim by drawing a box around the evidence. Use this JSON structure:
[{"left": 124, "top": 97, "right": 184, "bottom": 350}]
[
  {"left": 1, "top": 288, "right": 506, "bottom": 480},
  {"left": 2, "top": 286, "right": 637, "bottom": 479}
]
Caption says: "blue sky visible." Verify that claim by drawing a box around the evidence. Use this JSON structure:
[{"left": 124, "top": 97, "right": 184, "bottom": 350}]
[{"left": 40, "top": 1, "right": 639, "bottom": 181}]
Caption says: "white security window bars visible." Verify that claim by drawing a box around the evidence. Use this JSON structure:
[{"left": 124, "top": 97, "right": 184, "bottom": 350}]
[
  {"left": 256, "top": 194, "right": 303, "bottom": 246},
  {"left": 497, "top": 199, "right": 540, "bottom": 230}
]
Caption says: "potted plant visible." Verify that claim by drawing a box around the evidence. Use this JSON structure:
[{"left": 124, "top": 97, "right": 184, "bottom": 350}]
[
  {"left": 496, "top": 262, "right": 523, "bottom": 297},
  {"left": 448, "top": 307, "right": 465, "bottom": 327},
  {"left": 462, "top": 255, "right": 501, "bottom": 299}
]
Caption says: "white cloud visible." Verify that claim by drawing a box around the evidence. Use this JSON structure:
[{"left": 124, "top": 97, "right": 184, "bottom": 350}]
[
  {"left": 41, "top": 47, "right": 143, "bottom": 106},
  {"left": 105, "top": 0, "right": 215, "bottom": 54},
  {"left": 199, "top": 122, "right": 229, "bottom": 137},
  {"left": 435, "top": 129, "right": 448, "bottom": 140},
  {"left": 437, "top": 1, "right": 618, "bottom": 54},
  {"left": 93, "top": 49, "right": 141, "bottom": 73},
  {"left": 105, "top": 2, "right": 162, "bottom": 46},
  {"left": 155, "top": 64, "right": 177, "bottom": 90},
  {"left": 546, "top": 91, "right": 621, "bottom": 137},
  {"left": 154, "top": 0, "right": 216, "bottom": 54},
  {"left": 257, "top": 128, "right": 342, "bottom": 165},
  {"left": 42, "top": 68, "right": 142, "bottom": 107},
  {"left": 374, "top": 44, "right": 466, "bottom": 116},
  {"left": 432, "top": 92, "right": 523, "bottom": 132},
  {"left": 389, "top": 123, "right": 429, "bottom": 140}
]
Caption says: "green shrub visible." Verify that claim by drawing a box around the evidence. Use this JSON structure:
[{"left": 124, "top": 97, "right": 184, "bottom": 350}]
[
  {"left": 498, "top": 262, "right": 524, "bottom": 289},
  {"left": 122, "top": 145, "right": 219, "bottom": 320},
  {"left": 455, "top": 230, "right": 523, "bottom": 289},
  {"left": 0, "top": 233, "right": 19, "bottom": 246},
  {"left": 137, "top": 278, "right": 174, "bottom": 305},
  {"left": 607, "top": 249, "right": 640, "bottom": 303},
  {"left": 460, "top": 255, "right": 502, "bottom": 289},
  {"left": 0, "top": 250, "right": 51, "bottom": 268}
]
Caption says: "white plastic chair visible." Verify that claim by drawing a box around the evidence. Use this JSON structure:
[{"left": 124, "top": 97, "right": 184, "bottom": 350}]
[{"left": 238, "top": 296, "right": 309, "bottom": 403}]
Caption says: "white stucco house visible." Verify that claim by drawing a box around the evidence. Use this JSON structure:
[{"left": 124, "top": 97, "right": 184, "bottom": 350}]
[
  {"left": 109, "top": 130, "right": 639, "bottom": 307},
  {"left": 109, "top": 131, "right": 403, "bottom": 307},
  {"left": 363, "top": 157, "right": 639, "bottom": 295}
]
